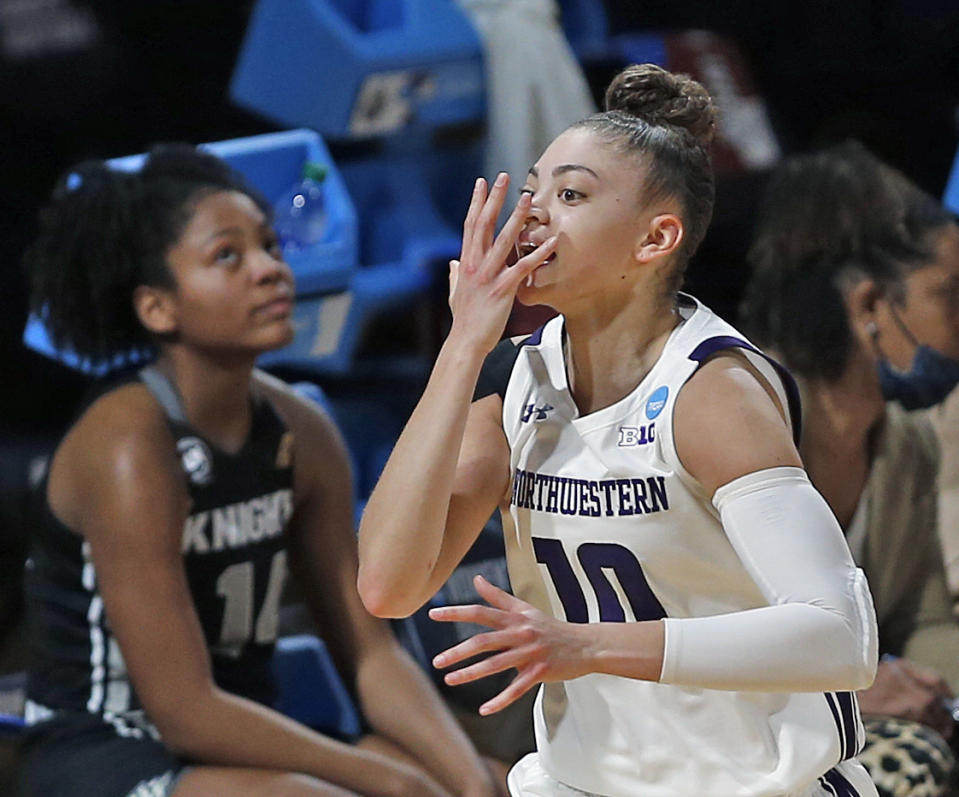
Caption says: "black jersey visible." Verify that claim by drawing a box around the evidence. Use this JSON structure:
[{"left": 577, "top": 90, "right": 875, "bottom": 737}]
[{"left": 23, "top": 366, "right": 295, "bottom": 732}]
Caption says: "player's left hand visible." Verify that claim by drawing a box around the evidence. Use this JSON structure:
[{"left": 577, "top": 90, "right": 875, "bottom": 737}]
[{"left": 429, "top": 575, "right": 591, "bottom": 715}]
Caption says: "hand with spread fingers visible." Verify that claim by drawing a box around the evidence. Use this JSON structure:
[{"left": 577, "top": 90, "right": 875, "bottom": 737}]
[
  {"left": 447, "top": 173, "right": 556, "bottom": 356},
  {"left": 429, "top": 575, "right": 592, "bottom": 716}
]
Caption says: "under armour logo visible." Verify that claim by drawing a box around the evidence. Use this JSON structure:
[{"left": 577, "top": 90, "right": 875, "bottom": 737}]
[{"left": 522, "top": 403, "right": 554, "bottom": 423}]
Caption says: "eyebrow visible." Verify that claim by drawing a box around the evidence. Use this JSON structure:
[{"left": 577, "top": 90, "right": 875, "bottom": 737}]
[
  {"left": 202, "top": 218, "right": 271, "bottom": 246},
  {"left": 202, "top": 225, "right": 244, "bottom": 246},
  {"left": 527, "top": 164, "right": 600, "bottom": 180}
]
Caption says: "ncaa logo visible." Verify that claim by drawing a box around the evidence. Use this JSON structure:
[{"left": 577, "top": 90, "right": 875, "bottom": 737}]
[
  {"left": 645, "top": 386, "right": 669, "bottom": 420},
  {"left": 177, "top": 436, "right": 213, "bottom": 485}
]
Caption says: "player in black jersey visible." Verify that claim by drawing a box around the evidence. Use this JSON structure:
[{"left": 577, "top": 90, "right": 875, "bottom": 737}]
[{"left": 17, "top": 146, "right": 504, "bottom": 797}]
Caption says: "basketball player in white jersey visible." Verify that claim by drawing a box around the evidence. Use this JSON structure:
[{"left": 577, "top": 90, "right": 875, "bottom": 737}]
[{"left": 357, "top": 64, "right": 880, "bottom": 796}]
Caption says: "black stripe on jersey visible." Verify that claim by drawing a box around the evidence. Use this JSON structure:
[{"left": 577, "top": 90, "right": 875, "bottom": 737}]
[
  {"left": 836, "top": 691, "right": 860, "bottom": 758},
  {"left": 473, "top": 327, "right": 543, "bottom": 402},
  {"left": 824, "top": 692, "right": 845, "bottom": 760},
  {"left": 687, "top": 334, "right": 803, "bottom": 446},
  {"left": 824, "top": 691, "right": 860, "bottom": 761},
  {"left": 819, "top": 767, "right": 862, "bottom": 796}
]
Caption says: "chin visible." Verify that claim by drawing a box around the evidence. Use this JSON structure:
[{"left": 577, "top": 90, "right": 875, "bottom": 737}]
[{"left": 259, "top": 324, "right": 296, "bottom": 352}]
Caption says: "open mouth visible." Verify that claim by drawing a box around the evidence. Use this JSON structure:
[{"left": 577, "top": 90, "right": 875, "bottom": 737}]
[{"left": 517, "top": 241, "right": 556, "bottom": 265}]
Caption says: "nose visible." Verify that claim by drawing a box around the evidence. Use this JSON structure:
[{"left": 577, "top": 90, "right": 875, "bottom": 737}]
[
  {"left": 525, "top": 193, "right": 549, "bottom": 228},
  {"left": 250, "top": 248, "right": 292, "bottom": 286}
]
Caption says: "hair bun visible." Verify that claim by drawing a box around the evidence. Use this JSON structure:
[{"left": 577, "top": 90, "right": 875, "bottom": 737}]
[{"left": 604, "top": 63, "right": 717, "bottom": 148}]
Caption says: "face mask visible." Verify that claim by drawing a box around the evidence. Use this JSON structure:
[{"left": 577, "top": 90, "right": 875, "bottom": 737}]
[{"left": 877, "top": 344, "right": 959, "bottom": 410}]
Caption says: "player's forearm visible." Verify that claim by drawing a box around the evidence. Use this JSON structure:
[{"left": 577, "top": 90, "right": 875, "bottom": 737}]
[
  {"left": 658, "top": 603, "right": 875, "bottom": 691},
  {"left": 357, "top": 641, "right": 493, "bottom": 795},
  {"left": 158, "top": 685, "right": 420, "bottom": 795},
  {"left": 358, "top": 334, "right": 486, "bottom": 617},
  {"left": 583, "top": 605, "right": 872, "bottom": 692}
]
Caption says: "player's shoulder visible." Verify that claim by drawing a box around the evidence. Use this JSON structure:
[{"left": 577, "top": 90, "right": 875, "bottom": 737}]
[
  {"left": 70, "top": 380, "right": 172, "bottom": 454},
  {"left": 680, "top": 350, "right": 781, "bottom": 409},
  {"left": 252, "top": 369, "right": 335, "bottom": 433},
  {"left": 50, "top": 380, "right": 185, "bottom": 528},
  {"left": 251, "top": 370, "right": 350, "bottom": 479},
  {"left": 674, "top": 352, "right": 801, "bottom": 496}
]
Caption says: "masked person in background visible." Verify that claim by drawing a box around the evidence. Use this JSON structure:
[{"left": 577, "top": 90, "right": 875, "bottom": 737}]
[{"left": 741, "top": 140, "right": 959, "bottom": 797}]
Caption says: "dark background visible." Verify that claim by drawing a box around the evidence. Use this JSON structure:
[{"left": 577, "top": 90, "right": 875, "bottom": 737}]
[{"left": 1, "top": 0, "right": 958, "bottom": 667}]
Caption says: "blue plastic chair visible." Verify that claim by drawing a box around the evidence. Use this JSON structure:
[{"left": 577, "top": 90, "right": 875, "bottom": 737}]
[
  {"left": 272, "top": 634, "right": 362, "bottom": 738},
  {"left": 230, "top": 0, "right": 489, "bottom": 375},
  {"left": 230, "top": 0, "right": 484, "bottom": 140}
]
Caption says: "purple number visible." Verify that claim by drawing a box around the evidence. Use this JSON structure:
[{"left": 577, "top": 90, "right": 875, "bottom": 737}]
[
  {"left": 533, "top": 537, "right": 665, "bottom": 623},
  {"left": 532, "top": 537, "right": 587, "bottom": 623},
  {"left": 578, "top": 543, "right": 666, "bottom": 622}
]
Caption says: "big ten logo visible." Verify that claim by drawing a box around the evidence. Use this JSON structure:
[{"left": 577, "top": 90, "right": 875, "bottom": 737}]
[{"left": 617, "top": 424, "right": 655, "bottom": 447}]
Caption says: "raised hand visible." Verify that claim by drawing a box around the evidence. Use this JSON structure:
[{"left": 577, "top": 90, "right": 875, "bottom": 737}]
[
  {"left": 447, "top": 174, "right": 556, "bottom": 356},
  {"left": 428, "top": 575, "right": 590, "bottom": 716}
]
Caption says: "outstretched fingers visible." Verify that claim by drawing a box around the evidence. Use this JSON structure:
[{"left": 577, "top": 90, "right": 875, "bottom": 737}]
[
  {"left": 442, "top": 645, "right": 530, "bottom": 685},
  {"left": 429, "top": 602, "right": 506, "bottom": 630},
  {"left": 472, "top": 574, "right": 526, "bottom": 610},
  {"left": 460, "top": 177, "right": 487, "bottom": 265},
  {"left": 462, "top": 173, "right": 511, "bottom": 271},
  {"left": 479, "top": 667, "right": 545, "bottom": 715}
]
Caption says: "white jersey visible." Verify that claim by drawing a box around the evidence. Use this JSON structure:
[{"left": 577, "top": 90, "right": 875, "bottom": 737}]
[{"left": 494, "top": 295, "right": 864, "bottom": 797}]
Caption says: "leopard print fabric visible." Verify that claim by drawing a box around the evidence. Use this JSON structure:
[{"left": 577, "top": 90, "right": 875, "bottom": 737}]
[{"left": 858, "top": 716, "right": 957, "bottom": 797}]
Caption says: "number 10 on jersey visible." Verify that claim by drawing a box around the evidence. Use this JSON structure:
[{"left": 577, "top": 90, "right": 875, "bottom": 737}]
[{"left": 532, "top": 537, "right": 666, "bottom": 623}]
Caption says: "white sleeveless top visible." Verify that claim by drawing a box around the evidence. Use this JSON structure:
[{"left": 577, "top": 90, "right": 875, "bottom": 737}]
[{"left": 498, "top": 294, "right": 862, "bottom": 796}]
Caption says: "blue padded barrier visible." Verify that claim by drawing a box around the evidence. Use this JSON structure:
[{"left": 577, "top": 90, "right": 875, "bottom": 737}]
[
  {"left": 23, "top": 128, "right": 359, "bottom": 375},
  {"left": 230, "top": 0, "right": 484, "bottom": 140},
  {"left": 272, "top": 634, "right": 362, "bottom": 738}
]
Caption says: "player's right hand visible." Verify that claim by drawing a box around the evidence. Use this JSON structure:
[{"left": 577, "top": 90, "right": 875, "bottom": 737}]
[{"left": 447, "top": 173, "right": 556, "bottom": 356}]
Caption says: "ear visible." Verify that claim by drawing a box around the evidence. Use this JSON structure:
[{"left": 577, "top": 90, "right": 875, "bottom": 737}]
[
  {"left": 635, "top": 214, "right": 684, "bottom": 265},
  {"left": 844, "top": 278, "right": 882, "bottom": 344},
  {"left": 133, "top": 284, "right": 178, "bottom": 336}
]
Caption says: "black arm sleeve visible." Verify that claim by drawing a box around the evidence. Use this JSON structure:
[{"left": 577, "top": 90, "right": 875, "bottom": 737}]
[{"left": 472, "top": 336, "right": 525, "bottom": 402}]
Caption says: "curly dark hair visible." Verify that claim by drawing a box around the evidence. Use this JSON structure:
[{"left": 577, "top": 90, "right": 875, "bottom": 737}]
[
  {"left": 25, "top": 143, "right": 270, "bottom": 363},
  {"left": 572, "top": 63, "right": 718, "bottom": 289},
  {"left": 740, "top": 140, "right": 953, "bottom": 381}
]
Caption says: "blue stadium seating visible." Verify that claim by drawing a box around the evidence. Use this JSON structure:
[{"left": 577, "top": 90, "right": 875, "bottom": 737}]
[
  {"left": 230, "top": 0, "right": 484, "bottom": 140},
  {"left": 272, "top": 634, "right": 362, "bottom": 738}
]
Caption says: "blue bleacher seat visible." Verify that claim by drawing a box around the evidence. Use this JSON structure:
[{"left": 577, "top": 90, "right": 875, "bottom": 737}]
[
  {"left": 230, "top": 0, "right": 484, "bottom": 140},
  {"left": 230, "top": 0, "right": 488, "bottom": 376},
  {"left": 272, "top": 634, "right": 362, "bottom": 738}
]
